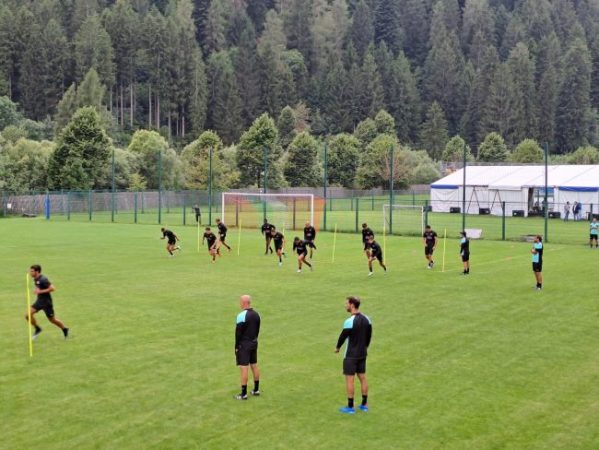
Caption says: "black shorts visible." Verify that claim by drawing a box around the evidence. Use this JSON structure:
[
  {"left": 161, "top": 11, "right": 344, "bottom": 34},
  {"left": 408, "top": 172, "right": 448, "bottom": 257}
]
[
  {"left": 371, "top": 252, "right": 383, "bottom": 262},
  {"left": 297, "top": 251, "right": 308, "bottom": 258},
  {"left": 343, "top": 357, "right": 366, "bottom": 375},
  {"left": 275, "top": 243, "right": 283, "bottom": 251},
  {"left": 461, "top": 253, "right": 470, "bottom": 262},
  {"left": 425, "top": 245, "right": 434, "bottom": 256},
  {"left": 168, "top": 239, "right": 176, "bottom": 245},
  {"left": 32, "top": 299, "right": 54, "bottom": 318},
  {"left": 532, "top": 262, "right": 542, "bottom": 272},
  {"left": 219, "top": 234, "right": 227, "bottom": 243},
  {"left": 363, "top": 242, "right": 370, "bottom": 251},
  {"left": 236, "top": 344, "right": 258, "bottom": 366},
  {"left": 591, "top": 234, "right": 598, "bottom": 241}
]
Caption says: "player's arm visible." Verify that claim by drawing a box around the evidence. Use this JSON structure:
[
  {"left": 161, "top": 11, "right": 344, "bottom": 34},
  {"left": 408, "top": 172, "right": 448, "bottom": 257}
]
[
  {"left": 160, "top": 233, "right": 165, "bottom": 240},
  {"left": 202, "top": 234, "right": 206, "bottom": 244},
  {"left": 35, "top": 283, "right": 55, "bottom": 295},
  {"left": 235, "top": 322, "right": 246, "bottom": 350},
  {"left": 335, "top": 329, "right": 351, "bottom": 352},
  {"left": 434, "top": 235, "right": 438, "bottom": 249},
  {"left": 174, "top": 233, "right": 180, "bottom": 241},
  {"left": 366, "top": 323, "right": 372, "bottom": 348}
]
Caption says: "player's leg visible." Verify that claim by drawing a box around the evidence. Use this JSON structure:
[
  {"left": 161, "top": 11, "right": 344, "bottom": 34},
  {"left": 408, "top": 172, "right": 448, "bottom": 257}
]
[
  {"left": 357, "top": 372, "right": 368, "bottom": 410},
  {"left": 368, "top": 257, "right": 373, "bottom": 275},
  {"left": 250, "top": 351, "right": 260, "bottom": 396},
  {"left": 25, "top": 307, "right": 42, "bottom": 337},
  {"left": 268, "top": 237, "right": 273, "bottom": 253},
  {"left": 379, "top": 257, "right": 387, "bottom": 272},
  {"left": 302, "top": 253, "right": 312, "bottom": 269}
]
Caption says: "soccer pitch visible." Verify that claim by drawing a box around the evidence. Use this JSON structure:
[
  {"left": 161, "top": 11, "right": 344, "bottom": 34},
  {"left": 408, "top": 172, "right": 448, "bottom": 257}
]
[{"left": 2, "top": 219, "right": 599, "bottom": 449}]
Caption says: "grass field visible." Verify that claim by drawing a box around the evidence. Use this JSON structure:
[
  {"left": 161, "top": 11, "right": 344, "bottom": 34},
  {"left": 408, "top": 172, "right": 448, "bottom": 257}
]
[{"left": 2, "top": 218, "right": 599, "bottom": 449}]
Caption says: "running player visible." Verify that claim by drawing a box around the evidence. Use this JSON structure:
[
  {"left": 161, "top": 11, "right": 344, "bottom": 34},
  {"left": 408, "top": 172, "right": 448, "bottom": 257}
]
[
  {"left": 460, "top": 231, "right": 470, "bottom": 275},
  {"left": 303, "top": 221, "right": 317, "bottom": 258},
  {"left": 531, "top": 235, "right": 543, "bottom": 290},
  {"left": 335, "top": 296, "right": 372, "bottom": 414},
  {"left": 25, "top": 265, "right": 69, "bottom": 340},
  {"left": 366, "top": 235, "right": 387, "bottom": 276},
  {"left": 590, "top": 218, "right": 598, "bottom": 248},
  {"left": 271, "top": 226, "right": 285, "bottom": 266},
  {"left": 160, "top": 227, "right": 181, "bottom": 256},
  {"left": 202, "top": 227, "right": 218, "bottom": 262},
  {"left": 234, "top": 295, "right": 261, "bottom": 400},
  {"left": 216, "top": 218, "right": 232, "bottom": 252},
  {"left": 293, "top": 237, "right": 314, "bottom": 272},
  {"left": 423, "top": 225, "right": 438, "bottom": 269},
  {"left": 261, "top": 218, "right": 275, "bottom": 254},
  {"left": 361, "top": 223, "right": 374, "bottom": 257}
]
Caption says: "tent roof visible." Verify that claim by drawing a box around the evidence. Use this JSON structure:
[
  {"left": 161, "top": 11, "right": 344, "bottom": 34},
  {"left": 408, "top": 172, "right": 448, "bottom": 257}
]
[{"left": 431, "top": 165, "right": 599, "bottom": 190}]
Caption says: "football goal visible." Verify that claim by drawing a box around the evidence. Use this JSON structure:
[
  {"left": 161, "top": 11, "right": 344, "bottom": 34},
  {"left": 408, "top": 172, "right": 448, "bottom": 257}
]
[
  {"left": 383, "top": 204, "right": 425, "bottom": 236},
  {"left": 222, "top": 192, "right": 318, "bottom": 230}
]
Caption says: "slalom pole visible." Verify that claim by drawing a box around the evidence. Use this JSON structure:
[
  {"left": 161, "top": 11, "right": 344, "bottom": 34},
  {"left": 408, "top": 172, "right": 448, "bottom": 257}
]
[
  {"left": 237, "top": 220, "right": 242, "bottom": 256},
  {"left": 26, "top": 273, "right": 33, "bottom": 358},
  {"left": 197, "top": 219, "right": 200, "bottom": 253},
  {"left": 332, "top": 223, "right": 338, "bottom": 263},
  {"left": 442, "top": 228, "right": 447, "bottom": 273}
]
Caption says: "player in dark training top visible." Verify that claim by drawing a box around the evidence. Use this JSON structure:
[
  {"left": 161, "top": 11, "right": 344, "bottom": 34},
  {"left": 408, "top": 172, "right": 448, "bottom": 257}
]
[
  {"left": 590, "top": 218, "right": 598, "bottom": 248},
  {"left": 202, "top": 227, "right": 218, "bottom": 262},
  {"left": 293, "top": 237, "right": 314, "bottom": 272},
  {"left": 460, "top": 231, "right": 470, "bottom": 275},
  {"left": 215, "top": 218, "right": 232, "bottom": 252},
  {"left": 303, "top": 221, "right": 317, "bottom": 258},
  {"left": 361, "top": 223, "right": 374, "bottom": 257},
  {"left": 234, "top": 295, "right": 261, "bottom": 400},
  {"left": 335, "top": 296, "right": 372, "bottom": 414},
  {"left": 160, "top": 227, "right": 181, "bottom": 256},
  {"left": 261, "top": 219, "right": 275, "bottom": 254},
  {"left": 366, "top": 235, "right": 387, "bottom": 276},
  {"left": 531, "top": 235, "right": 543, "bottom": 290},
  {"left": 25, "top": 265, "right": 69, "bottom": 340},
  {"left": 271, "top": 226, "right": 285, "bottom": 266},
  {"left": 423, "top": 225, "right": 438, "bottom": 269}
]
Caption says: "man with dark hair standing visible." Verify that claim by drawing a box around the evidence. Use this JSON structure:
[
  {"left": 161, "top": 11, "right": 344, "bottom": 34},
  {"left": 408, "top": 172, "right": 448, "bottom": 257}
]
[
  {"left": 531, "top": 235, "right": 544, "bottom": 290},
  {"left": 361, "top": 223, "right": 374, "bottom": 258},
  {"left": 590, "top": 217, "right": 598, "bottom": 248},
  {"left": 423, "top": 225, "right": 438, "bottom": 269},
  {"left": 26, "top": 265, "right": 69, "bottom": 340},
  {"left": 335, "top": 296, "right": 372, "bottom": 414},
  {"left": 261, "top": 218, "right": 275, "bottom": 255},
  {"left": 215, "top": 218, "right": 232, "bottom": 252},
  {"left": 160, "top": 227, "right": 180, "bottom": 256},
  {"left": 366, "top": 235, "right": 387, "bottom": 276},
  {"left": 303, "top": 221, "right": 317, "bottom": 259},
  {"left": 460, "top": 231, "right": 470, "bottom": 275},
  {"left": 193, "top": 204, "right": 201, "bottom": 224},
  {"left": 234, "top": 295, "right": 261, "bottom": 400}
]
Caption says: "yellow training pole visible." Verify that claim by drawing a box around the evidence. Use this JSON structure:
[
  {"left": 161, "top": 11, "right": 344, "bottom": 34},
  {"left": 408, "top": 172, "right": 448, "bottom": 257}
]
[
  {"left": 197, "top": 220, "right": 200, "bottom": 253},
  {"left": 442, "top": 228, "right": 447, "bottom": 273},
  {"left": 26, "top": 273, "right": 33, "bottom": 358},
  {"left": 237, "top": 220, "right": 242, "bottom": 256},
  {"left": 331, "top": 223, "right": 338, "bottom": 263}
]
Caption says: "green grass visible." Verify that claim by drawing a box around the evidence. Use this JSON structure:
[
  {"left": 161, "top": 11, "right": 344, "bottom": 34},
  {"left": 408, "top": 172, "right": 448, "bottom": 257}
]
[{"left": 2, "top": 219, "right": 599, "bottom": 449}]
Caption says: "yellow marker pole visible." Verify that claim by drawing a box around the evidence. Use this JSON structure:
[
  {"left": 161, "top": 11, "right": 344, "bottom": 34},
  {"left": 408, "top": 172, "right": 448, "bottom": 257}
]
[
  {"left": 332, "top": 223, "right": 338, "bottom": 263},
  {"left": 26, "top": 273, "right": 33, "bottom": 357},
  {"left": 237, "top": 220, "right": 242, "bottom": 256},
  {"left": 442, "top": 228, "right": 447, "bottom": 273},
  {"left": 197, "top": 220, "right": 200, "bottom": 253}
]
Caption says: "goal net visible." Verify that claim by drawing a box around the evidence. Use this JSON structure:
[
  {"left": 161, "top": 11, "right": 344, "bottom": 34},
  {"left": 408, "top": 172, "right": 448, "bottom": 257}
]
[
  {"left": 383, "top": 204, "right": 425, "bottom": 236},
  {"left": 222, "top": 192, "right": 321, "bottom": 231}
]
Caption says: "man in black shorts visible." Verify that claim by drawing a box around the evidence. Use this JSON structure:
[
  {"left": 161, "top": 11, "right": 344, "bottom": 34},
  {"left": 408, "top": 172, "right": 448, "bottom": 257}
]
[
  {"left": 293, "top": 237, "right": 314, "bottom": 272},
  {"left": 303, "top": 221, "right": 317, "bottom": 258},
  {"left": 235, "top": 295, "right": 261, "bottom": 400},
  {"left": 531, "top": 235, "right": 543, "bottom": 290},
  {"left": 215, "top": 218, "right": 232, "bottom": 252},
  {"left": 423, "top": 225, "right": 438, "bottom": 269},
  {"left": 366, "top": 235, "right": 387, "bottom": 276},
  {"left": 160, "top": 227, "right": 181, "bottom": 256},
  {"left": 202, "top": 227, "right": 218, "bottom": 262},
  {"left": 335, "top": 296, "right": 372, "bottom": 414},
  {"left": 271, "top": 226, "right": 285, "bottom": 266},
  {"left": 460, "top": 230, "right": 470, "bottom": 275},
  {"left": 25, "top": 265, "right": 69, "bottom": 340},
  {"left": 361, "top": 223, "right": 374, "bottom": 258},
  {"left": 261, "top": 219, "right": 275, "bottom": 254},
  {"left": 193, "top": 204, "right": 201, "bottom": 223}
]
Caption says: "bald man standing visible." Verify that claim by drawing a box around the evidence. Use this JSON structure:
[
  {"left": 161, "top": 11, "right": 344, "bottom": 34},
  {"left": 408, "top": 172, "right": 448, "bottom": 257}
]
[{"left": 235, "top": 295, "right": 261, "bottom": 400}]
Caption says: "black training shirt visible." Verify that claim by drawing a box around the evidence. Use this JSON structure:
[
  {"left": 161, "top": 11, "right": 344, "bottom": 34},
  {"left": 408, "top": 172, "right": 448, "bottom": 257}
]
[
  {"left": 34, "top": 275, "right": 53, "bottom": 302},
  {"left": 204, "top": 232, "right": 217, "bottom": 246},
  {"left": 362, "top": 227, "right": 374, "bottom": 242},
  {"left": 235, "top": 308, "right": 261, "bottom": 348},
  {"left": 336, "top": 313, "right": 372, "bottom": 359},
  {"left": 304, "top": 226, "right": 316, "bottom": 241},
  {"left": 217, "top": 222, "right": 227, "bottom": 235},
  {"left": 423, "top": 230, "right": 437, "bottom": 245}
]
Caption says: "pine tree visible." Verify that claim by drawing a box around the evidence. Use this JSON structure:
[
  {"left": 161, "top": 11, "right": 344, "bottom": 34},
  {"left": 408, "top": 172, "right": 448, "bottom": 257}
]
[
  {"left": 399, "top": 0, "right": 431, "bottom": 64},
  {"left": 284, "top": 132, "right": 320, "bottom": 186},
  {"left": 478, "top": 132, "right": 508, "bottom": 162},
  {"left": 483, "top": 63, "right": 516, "bottom": 146},
  {"left": 73, "top": 15, "right": 115, "bottom": 92},
  {"left": 373, "top": 0, "right": 402, "bottom": 54},
  {"left": 511, "top": 138, "right": 543, "bottom": 162},
  {"left": 0, "top": 6, "right": 16, "bottom": 98},
  {"left": 284, "top": 0, "right": 315, "bottom": 71},
  {"left": 420, "top": 102, "right": 448, "bottom": 161},
  {"left": 442, "top": 135, "right": 474, "bottom": 163},
  {"left": 19, "top": 21, "right": 47, "bottom": 120},
  {"left": 42, "top": 19, "right": 68, "bottom": 117},
  {"left": 507, "top": 42, "right": 537, "bottom": 144},
  {"left": 350, "top": 0, "right": 374, "bottom": 60},
  {"left": 536, "top": 32, "right": 561, "bottom": 148},
  {"left": 328, "top": 133, "right": 361, "bottom": 187},
  {"left": 246, "top": 0, "right": 276, "bottom": 33},
  {"left": 277, "top": 106, "right": 296, "bottom": 149}
]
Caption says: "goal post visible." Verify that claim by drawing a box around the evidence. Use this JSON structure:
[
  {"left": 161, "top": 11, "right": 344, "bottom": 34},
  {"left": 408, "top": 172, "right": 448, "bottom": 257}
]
[
  {"left": 383, "top": 204, "right": 425, "bottom": 236},
  {"left": 222, "top": 192, "right": 317, "bottom": 230}
]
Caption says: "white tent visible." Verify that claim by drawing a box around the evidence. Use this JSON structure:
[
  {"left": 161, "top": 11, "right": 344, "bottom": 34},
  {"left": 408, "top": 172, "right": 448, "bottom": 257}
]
[{"left": 430, "top": 165, "right": 599, "bottom": 217}]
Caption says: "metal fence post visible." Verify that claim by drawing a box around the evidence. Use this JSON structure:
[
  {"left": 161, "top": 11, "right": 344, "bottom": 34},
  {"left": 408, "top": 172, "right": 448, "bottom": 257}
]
[
  {"left": 502, "top": 201, "right": 506, "bottom": 241},
  {"left": 425, "top": 199, "right": 429, "bottom": 225},
  {"left": 134, "top": 192, "right": 138, "bottom": 223},
  {"left": 183, "top": 199, "right": 186, "bottom": 226},
  {"left": 67, "top": 191, "right": 71, "bottom": 221},
  {"left": 88, "top": 190, "right": 92, "bottom": 221},
  {"left": 323, "top": 141, "right": 328, "bottom": 231},
  {"left": 355, "top": 197, "right": 359, "bottom": 232}
]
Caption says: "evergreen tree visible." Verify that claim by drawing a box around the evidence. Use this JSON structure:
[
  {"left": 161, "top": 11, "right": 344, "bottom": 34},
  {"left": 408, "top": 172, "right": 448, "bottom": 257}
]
[
  {"left": 536, "top": 33, "right": 561, "bottom": 148},
  {"left": 483, "top": 63, "right": 516, "bottom": 146},
  {"left": 0, "top": 6, "right": 16, "bottom": 98},
  {"left": 399, "top": 0, "right": 431, "bottom": 64},
  {"left": 354, "top": 117, "right": 378, "bottom": 149},
  {"left": 461, "top": 0, "right": 496, "bottom": 66},
  {"left": 284, "top": 131, "right": 320, "bottom": 186},
  {"left": 374, "top": 110, "right": 395, "bottom": 135},
  {"left": 420, "top": 102, "right": 448, "bottom": 161},
  {"left": 507, "top": 42, "right": 537, "bottom": 144},
  {"left": 328, "top": 133, "right": 361, "bottom": 187},
  {"left": 373, "top": 0, "right": 402, "bottom": 54},
  {"left": 478, "top": 132, "right": 508, "bottom": 162},
  {"left": 284, "top": 0, "right": 315, "bottom": 71},
  {"left": 233, "top": 22, "right": 260, "bottom": 129},
  {"left": 357, "top": 48, "right": 385, "bottom": 120},
  {"left": 442, "top": 135, "right": 474, "bottom": 163},
  {"left": 356, "top": 133, "right": 397, "bottom": 189},
  {"left": 246, "top": 0, "right": 276, "bottom": 33},
  {"left": 19, "top": 21, "right": 47, "bottom": 120},
  {"left": 350, "top": 0, "right": 374, "bottom": 60},
  {"left": 73, "top": 15, "right": 115, "bottom": 92},
  {"left": 277, "top": 106, "right": 296, "bottom": 149},
  {"left": 42, "top": 19, "right": 69, "bottom": 116},
  {"left": 510, "top": 138, "right": 543, "bottom": 162}
]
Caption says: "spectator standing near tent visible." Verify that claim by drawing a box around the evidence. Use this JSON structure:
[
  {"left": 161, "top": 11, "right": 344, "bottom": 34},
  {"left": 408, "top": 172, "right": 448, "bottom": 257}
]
[{"left": 563, "top": 202, "right": 571, "bottom": 221}]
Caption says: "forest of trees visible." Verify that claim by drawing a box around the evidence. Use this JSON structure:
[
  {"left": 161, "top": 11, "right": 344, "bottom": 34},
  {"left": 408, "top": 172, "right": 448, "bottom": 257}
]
[{"left": 1, "top": 0, "right": 599, "bottom": 193}]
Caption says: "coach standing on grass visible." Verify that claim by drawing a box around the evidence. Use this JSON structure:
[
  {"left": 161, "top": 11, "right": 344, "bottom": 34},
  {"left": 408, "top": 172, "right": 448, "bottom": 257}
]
[
  {"left": 26, "top": 265, "right": 69, "bottom": 340},
  {"left": 531, "top": 235, "right": 544, "bottom": 291},
  {"left": 335, "top": 296, "right": 372, "bottom": 414},
  {"left": 234, "top": 295, "right": 261, "bottom": 400}
]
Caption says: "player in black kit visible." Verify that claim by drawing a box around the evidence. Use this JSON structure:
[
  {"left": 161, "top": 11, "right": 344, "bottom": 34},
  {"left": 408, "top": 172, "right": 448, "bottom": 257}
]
[
  {"left": 261, "top": 219, "right": 275, "bottom": 254},
  {"left": 271, "top": 226, "right": 285, "bottom": 266},
  {"left": 459, "top": 231, "right": 470, "bottom": 275},
  {"left": 202, "top": 227, "right": 218, "bottom": 262},
  {"left": 160, "top": 227, "right": 181, "bottom": 256},
  {"left": 423, "top": 225, "right": 438, "bottom": 269},
  {"left": 303, "top": 221, "right": 317, "bottom": 258},
  {"left": 335, "top": 296, "right": 372, "bottom": 414},
  {"left": 293, "top": 237, "right": 314, "bottom": 272},
  {"left": 215, "top": 218, "right": 232, "bottom": 252},
  {"left": 26, "top": 265, "right": 69, "bottom": 340},
  {"left": 366, "top": 235, "right": 387, "bottom": 276},
  {"left": 234, "top": 295, "right": 261, "bottom": 400},
  {"left": 361, "top": 223, "right": 374, "bottom": 258}
]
